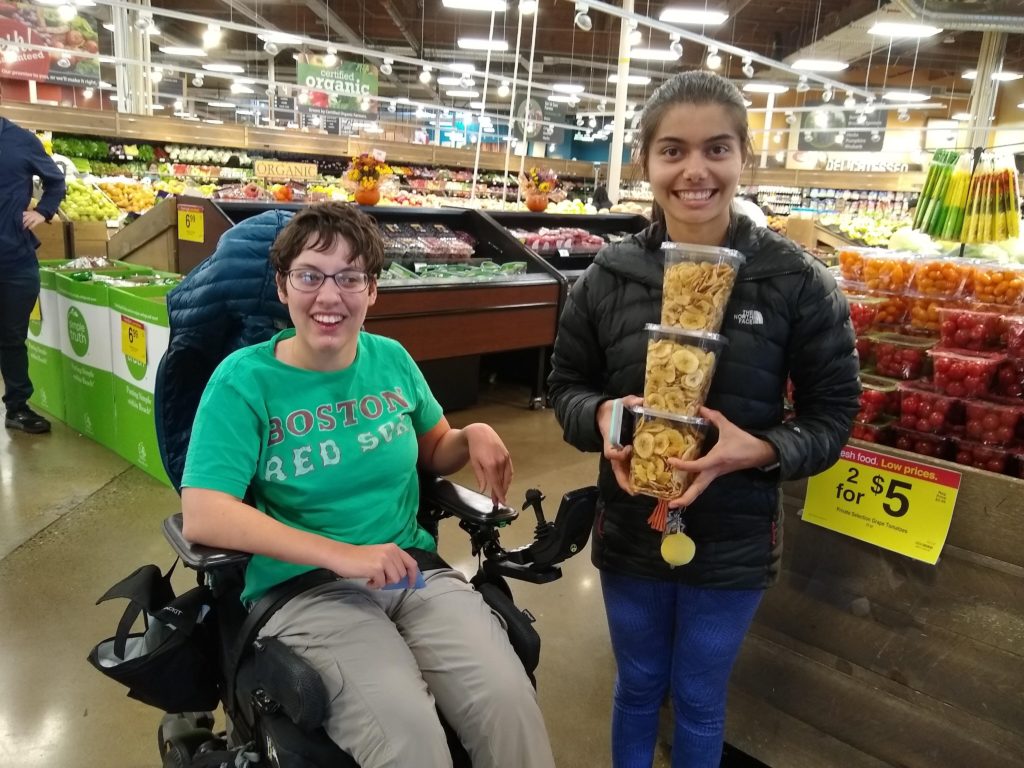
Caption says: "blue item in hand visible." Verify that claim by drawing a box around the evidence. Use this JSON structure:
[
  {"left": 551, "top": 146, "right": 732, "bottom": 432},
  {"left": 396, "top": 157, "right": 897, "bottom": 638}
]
[{"left": 382, "top": 571, "right": 427, "bottom": 590}]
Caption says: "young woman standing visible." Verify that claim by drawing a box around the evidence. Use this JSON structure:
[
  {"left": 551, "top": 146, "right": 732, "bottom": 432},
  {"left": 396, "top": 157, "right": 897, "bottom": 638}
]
[{"left": 548, "top": 71, "right": 860, "bottom": 767}]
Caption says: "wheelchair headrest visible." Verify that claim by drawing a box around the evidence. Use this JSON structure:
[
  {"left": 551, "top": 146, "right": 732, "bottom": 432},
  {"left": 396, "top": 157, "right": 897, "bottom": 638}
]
[{"left": 155, "top": 209, "right": 295, "bottom": 491}]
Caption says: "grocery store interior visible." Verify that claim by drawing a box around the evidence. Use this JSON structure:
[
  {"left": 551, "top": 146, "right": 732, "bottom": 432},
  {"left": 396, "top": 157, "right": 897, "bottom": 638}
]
[{"left": 2, "top": 0, "right": 1024, "bottom": 765}]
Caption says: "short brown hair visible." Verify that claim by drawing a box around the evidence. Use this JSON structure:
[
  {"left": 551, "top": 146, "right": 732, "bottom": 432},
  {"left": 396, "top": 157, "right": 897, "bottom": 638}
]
[{"left": 270, "top": 202, "right": 385, "bottom": 280}]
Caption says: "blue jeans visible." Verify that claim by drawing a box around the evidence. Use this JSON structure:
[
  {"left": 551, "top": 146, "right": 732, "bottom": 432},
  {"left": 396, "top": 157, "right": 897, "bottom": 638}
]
[
  {"left": 600, "top": 571, "right": 764, "bottom": 768},
  {"left": 0, "top": 260, "right": 40, "bottom": 411}
]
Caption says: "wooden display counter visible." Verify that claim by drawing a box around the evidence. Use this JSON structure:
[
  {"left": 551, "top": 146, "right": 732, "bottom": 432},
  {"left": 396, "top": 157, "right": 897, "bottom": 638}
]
[{"left": 727, "top": 440, "right": 1024, "bottom": 766}]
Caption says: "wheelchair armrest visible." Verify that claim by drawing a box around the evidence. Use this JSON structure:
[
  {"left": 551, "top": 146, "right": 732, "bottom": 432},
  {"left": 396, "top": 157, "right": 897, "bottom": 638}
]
[
  {"left": 420, "top": 476, "right": 518, "bottom": 527},
  {"left": 163, "top": 513, "right": 251, "bottom": 571}
]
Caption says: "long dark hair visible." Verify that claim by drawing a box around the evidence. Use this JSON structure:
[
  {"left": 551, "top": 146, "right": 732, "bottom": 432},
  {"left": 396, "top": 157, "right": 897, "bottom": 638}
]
[{"left": 632, "top": 71, "right": 752, "bottom": 235}]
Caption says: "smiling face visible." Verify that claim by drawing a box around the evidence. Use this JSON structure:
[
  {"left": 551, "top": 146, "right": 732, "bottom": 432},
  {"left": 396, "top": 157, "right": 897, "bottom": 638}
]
[
  {"left": 645, "top": 103, "right": 746, "bottom": 246},
  {"left": 276, "top": 235, "right": 377, "bottom": 372}
]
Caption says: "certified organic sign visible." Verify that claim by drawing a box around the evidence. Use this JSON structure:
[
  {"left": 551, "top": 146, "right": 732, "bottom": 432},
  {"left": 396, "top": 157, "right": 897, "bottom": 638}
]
[
  {"left": 295, "top": 56, "right": 378, "bottom": 117},
  {"left": 803, "top": 445, "right": 961, "bottom": 564}
]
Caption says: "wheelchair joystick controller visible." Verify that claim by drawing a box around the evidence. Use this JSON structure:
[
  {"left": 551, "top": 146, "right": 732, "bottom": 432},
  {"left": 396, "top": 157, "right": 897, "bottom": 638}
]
[{"left": 522, "top": 488, "right": 554, "bottom": 541}]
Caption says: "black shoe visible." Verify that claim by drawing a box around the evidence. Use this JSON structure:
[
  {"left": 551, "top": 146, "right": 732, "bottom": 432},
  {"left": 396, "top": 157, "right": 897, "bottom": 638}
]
[{"left": 5, "top": 407, "right": 51, "bottom": 434}]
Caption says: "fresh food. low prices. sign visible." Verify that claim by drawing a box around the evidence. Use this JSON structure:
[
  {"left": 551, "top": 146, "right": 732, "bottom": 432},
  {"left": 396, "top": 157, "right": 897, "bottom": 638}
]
[{"left": 803, "top": 445, "right": 962, "bottom": 564}]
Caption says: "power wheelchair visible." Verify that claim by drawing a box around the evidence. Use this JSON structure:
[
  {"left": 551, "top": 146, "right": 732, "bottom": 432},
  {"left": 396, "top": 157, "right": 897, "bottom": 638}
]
[{"left": 101, "top": 219, "right": 601, "bottom": 767}]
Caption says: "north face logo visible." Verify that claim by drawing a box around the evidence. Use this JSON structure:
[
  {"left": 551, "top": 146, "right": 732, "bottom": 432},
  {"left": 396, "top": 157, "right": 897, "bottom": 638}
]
[{"left": 733, "top": 309, "right": 764, "bottom": 325}]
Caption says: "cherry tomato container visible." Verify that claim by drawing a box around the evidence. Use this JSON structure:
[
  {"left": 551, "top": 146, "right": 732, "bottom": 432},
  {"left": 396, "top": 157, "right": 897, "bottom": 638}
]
[
  {"left": 869, "top": 333, "right": 936, "bottom": 380},
  {"left": 870, "top": 292, "right": 912, "bottom": 328},
  {"left": 910, "top": 257, "right": 971, "bottom": 299},
  {"left": 929, "top": 348, "right": 1006, "bottom": 398},
  {"left": 847, "top": 295, "right": 885, "bottom": 335},
  {"left": 967, "top": 262, "right": 1024, "bottom": 306},
  {"left": 891, "top": 426, "right": 952, "bottom": 460},
  {"left": 995, "top": 359, "right": 1024, "bottom": 399},
  {"left": 962, "top": 400, "right": 1023, "bottom": 446},
  {"left": 850, "top": 418, "right": 894, "bottom": 445},
  {"left": 861, "top": 251, "right": 917, "bottom": 293},
  {"left": 1004, "top": 316, "right": 1024, "bottom": 358},
  {"left": 858, "top": 373, "right": 901, "bottom": 423},
  {"left": 898, "top": 382, "right": 964, "bottom": 435},
  {"left": 938, "top": 306, "right": 1005, "bottom": 352},
  {"left": 838, "top": 247, "right": 871, "bottom": 282},
  {"left": 950, "top": 436, "right": 1014, "bottom": 475},
  {"left": 855, "top": 336, "right": 874, "bottom": 368},
  {"left": 906, "top": 294, "right": 964, "bottom": 335}
]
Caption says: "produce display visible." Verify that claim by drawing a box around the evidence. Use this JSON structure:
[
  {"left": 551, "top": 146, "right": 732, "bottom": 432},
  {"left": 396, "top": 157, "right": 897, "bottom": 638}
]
[
  {"left": 898, "top": 383, "right": 962, "bottom": 435},
  {"left": 857, "top": 374, "right": 900, "bottom": 424},
  {"left": 929, "top": 349, "right": 1005, "bottom": 398},
  {"left": 98, "top": 181, "right": 156, "bottom": 214},
  {"left": 60, "top": 179, "right": 120, "bottom": 222},
  {"left": 510, "top": 227, "right": 605, "bottom": 254},
  {"left": 939, "top": 308, "right": 1004, "bottom": 351},
  {"left": 379, "top": 222, "right": 475, "bottom": 262},
  {"left": 819, "top": 212, "right": 909, "bottom": 247},
  {"left": 868, "top": 333, "right": 935, "bottom": 380}
]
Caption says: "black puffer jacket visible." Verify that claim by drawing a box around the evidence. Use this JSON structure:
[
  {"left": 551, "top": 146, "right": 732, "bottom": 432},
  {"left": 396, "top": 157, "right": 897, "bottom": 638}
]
[{"left": 548, "top": 215, "right": 860, "bottom": 588}]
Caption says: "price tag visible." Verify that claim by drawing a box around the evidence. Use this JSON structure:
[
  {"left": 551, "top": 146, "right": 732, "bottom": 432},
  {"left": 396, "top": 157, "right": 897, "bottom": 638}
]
[
  {"left": 177, "top": 204, "right": 205, "bottom": 243},
  {"left": 803, "top": 445, "right": 961, "bottom": 564},
  {"left": 29, "top": 298, "right": 42, "bottom": 322},
  {"left": 557, "top": 248, "right": 570, "bottom": 258},
  {"left": 120, "top": 315, "right": 147, "bottom": 366}
]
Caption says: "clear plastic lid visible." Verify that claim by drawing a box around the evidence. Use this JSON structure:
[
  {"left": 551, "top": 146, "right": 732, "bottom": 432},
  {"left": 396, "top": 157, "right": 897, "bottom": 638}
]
[
  {"left": 661, "top": 242, "right": 746, "bottom": 271},
  {"left": 629, "top": 405, "right": 711, "bottom": 430},
  {"left": 644, "top": 323, "right": 729, "bottom": 349}
]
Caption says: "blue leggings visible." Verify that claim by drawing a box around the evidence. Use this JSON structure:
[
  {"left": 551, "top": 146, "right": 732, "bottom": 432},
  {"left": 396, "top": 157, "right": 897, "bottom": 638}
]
[{"left": 600, "top": 571, "right": 764, "bottom": 768}]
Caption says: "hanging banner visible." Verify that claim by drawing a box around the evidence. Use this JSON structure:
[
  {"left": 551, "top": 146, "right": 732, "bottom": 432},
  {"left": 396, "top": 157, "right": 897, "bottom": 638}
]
[
  {"left": 0, "top": 3, "right": 101, "bottom": 87},
  {"left": 797, "top": 105, "right": 887, "bottom": 153},
  {"left": 295, "top": 54, "right": 377, "bottom": 119}
]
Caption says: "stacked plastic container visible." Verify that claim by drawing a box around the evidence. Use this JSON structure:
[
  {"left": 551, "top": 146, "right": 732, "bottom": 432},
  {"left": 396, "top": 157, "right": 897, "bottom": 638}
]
[
  {"left": 627, "top": 245, "right": 745, "bottom": 565},
  {"left": 835, "top": 247, "right": 1024, "bottom": 476}
]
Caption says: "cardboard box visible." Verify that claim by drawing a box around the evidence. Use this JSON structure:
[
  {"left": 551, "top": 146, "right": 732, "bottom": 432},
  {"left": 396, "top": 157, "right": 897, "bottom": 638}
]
[
  {"left": 69, "top": 221, "right": 116, "bottom": 259},
  {"left": 786, "top": 210, "right": 818, "bottom": 248},
  {"left": 31, "top": 218, "right": 70, "bottom": 260},
  {"left": 55, "top": 265, "right": 152, "bottom": 449},
  {"left": 107, "top": 280, "right": 180, "bottom": 485},
  {"left": 27, "top": 260, "right": 69, "bottom": 420}
]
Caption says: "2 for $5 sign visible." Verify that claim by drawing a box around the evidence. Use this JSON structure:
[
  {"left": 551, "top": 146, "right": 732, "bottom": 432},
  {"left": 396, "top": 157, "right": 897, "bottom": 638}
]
[{"left": 803, "top": 445, "right": 962, "bottom": 564}]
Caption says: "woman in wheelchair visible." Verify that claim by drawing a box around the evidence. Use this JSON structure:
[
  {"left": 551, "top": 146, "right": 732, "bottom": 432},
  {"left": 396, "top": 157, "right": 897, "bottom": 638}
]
[{"left": 179, "top": 202, "right": 555, "bottom": 768}]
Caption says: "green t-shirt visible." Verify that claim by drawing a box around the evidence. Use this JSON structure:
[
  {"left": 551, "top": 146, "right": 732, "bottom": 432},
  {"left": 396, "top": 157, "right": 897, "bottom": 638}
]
[{"left": 181, "top": 328, "right": 444, "bottom": 604}]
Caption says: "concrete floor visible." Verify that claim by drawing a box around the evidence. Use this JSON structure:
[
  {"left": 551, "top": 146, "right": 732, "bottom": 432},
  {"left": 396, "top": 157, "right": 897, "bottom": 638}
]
[{"left": 0, "top": 384, "right": 684, "bottom": 768}]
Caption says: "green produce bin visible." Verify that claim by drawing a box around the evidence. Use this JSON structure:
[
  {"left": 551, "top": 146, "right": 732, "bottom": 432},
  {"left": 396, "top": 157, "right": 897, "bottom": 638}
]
[
  {"left": 55, "top": 267, "right": 152, "bottom": 449},
  {"left": 27, "top": 260, "right": 70, "bottom": 420},
  {"left": 107, "top": 280, "right": 179, "bottom": 485}
]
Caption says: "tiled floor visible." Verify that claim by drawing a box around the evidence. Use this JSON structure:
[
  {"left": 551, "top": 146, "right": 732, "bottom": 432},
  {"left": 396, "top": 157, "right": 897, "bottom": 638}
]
[{"left": 0, "top": 384, "right": 762, "bottom": 767}]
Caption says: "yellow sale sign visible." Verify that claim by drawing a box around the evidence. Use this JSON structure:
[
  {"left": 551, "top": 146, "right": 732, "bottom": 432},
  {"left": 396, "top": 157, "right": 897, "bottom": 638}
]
[{"left": 803, "top": 445, "right": 962, "bottom": 564}]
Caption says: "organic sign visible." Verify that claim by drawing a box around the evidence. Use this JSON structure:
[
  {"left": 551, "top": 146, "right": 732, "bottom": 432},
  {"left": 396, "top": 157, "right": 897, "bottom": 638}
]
[
  {"left": 295, "top": 55, "right": 378, "bottom": 118},
  {"left": 0, "top": 2, "right": 100, "bottom": 87},
  {"left": 252, "top": 160, "right": 319, "bottom": 180}
]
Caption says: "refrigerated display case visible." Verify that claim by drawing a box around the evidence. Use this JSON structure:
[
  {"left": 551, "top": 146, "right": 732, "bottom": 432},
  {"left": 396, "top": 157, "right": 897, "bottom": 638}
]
[
  {"left": 484, "top": 211, "right": 650, "bottom": 282},
  {"left": 108, "top": 197, "right": 565, "bottom": 409}
]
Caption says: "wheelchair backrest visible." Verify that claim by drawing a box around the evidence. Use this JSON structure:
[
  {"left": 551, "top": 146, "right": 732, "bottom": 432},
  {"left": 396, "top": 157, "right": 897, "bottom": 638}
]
[{"left": 155, "top": 209, "right": 295, "bottom": 492}]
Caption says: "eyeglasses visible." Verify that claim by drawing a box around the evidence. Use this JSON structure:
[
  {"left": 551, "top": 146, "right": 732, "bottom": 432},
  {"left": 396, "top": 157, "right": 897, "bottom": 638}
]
[{"left": 283, "top": 268, "right": 371, "bottom": 293}]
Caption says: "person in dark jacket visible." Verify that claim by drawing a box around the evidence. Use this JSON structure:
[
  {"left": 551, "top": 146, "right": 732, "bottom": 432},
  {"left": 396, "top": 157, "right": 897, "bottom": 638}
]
[
  {"left": 0, "top": 117, "right": 66, "bottom": 433},
  {"left": 547, "top": 72, "right": 859, "bottom": 768}
]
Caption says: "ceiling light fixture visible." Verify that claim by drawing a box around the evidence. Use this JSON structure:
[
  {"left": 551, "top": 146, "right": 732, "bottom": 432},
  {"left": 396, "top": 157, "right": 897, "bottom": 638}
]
[
  {"left": 191, "top": 74, "right": 204, "bottom": 87},
  {"left": 631, "top": 46, "right": 682, "bottom": 61},
  {"left": 457, "top": 37, "right": 508, "bottom": 51},
  {"left": 497, "top": 80, "right": 511, "bottom": 98},
  {"left": 519, "top": 0, "right": 537, "bottom": 14},
  {"left": 359, "top": 97, "right": 371, "bottom": 111},
  {"left": 150, "top": 67, "right": 163, "bottom": 84},
  {"left": 57, "top": 4, "right": 77, "bottom": 22},
  {"left": 553, "top": 83, "right": 586, "bottom": 94},
  {"left": 323, "top": 47, "right": 338, "bottom": 68},
  {"left": 445, "top": 89, "right": 481, "bottom": 97},
  {"left": 868, "top": 21, "right": 942, "bottom": 38},
  {"left": 574, "top": 3, "right": 592, "bottom": 32},
  {"left": 796, "top": 76, "right": 809, "bottom": 93},
  {"left": 82, "top": 87, "right": 94, "bottom": 99},
  {"left": 134, "top": 13, "right": 153, "bottom": 32},
  {"left": 741, "top": 57, "right": 754, "bottom": 78},
  {"left": 608, "top": 74, "right": 652, "bottom": 85},
  {"left": 821, "top": 86, "right": 833, "bottom": 103},
  {"left": 843, "top": 92, "right": 856, "bottom": 109},
  {"left": 207, "top": 100, "right": 237, "bottom": 108},
  {"left": 883, "top": 90, "right": 929, "bottom": 102},
  {"left": 669, "top": 34, "right": 683, "bottom": 58},
  {"left": 791, "top": 58, "right": 849, "bottom": 72},
  {"left": 627, "top": 21, "right": 643, "bottom": 46},
  {"left": 420, "top": 66, "right": 432, "bottom": 84},
  {"left": 442, "top": 0, "right": 507, "bottom": 9},
  {"left": 263, "top": 41, "right": 279, "bottom": 55},
  {"left": 856, "top": 112, "right": 867, "bottom": 124},
  {"left": 379, "top": 58, "right": 393, "bottom": 76},
  {"left": 897, "top": 109, "right": 911, "bottom": 122},
  {"left": 202, "top": 63, "right": 246, "bottom": 74},
  {"left": 159, "top": 45, "right": 207, "bottom": 57},
  {"left": 202, "top": 24, "right": 221, "bottom": 49},
  {"left": 963, "top": 69, "right": 1022, "bottom": 81},
  {"left": 742, "top": 83, "right": 789, "bottom": 94},
  {"left": 706, "top": 47, "right": 721, "bottom": 70},
  {"left": 230, "top": 82, "right": 254, "bottom": 94},
  {"left": 952, "top": 111, "right": 972, "bottom": 120},
  {"left": 658, "top": 7, "right": 729, "bottom": 25},
  {"left": 437, "top": 76, "right": 466, "bottom": 86}
]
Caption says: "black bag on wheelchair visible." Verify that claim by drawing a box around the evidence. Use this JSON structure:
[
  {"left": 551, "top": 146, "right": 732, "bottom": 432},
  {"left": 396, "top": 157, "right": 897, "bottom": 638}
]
[{"left": 87, "top": 560, "right": 220, "bottom": 713}]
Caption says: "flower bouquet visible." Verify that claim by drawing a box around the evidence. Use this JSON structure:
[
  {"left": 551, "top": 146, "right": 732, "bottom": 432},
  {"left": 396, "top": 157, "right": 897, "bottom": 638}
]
[
  {"left": 520, "top": 167, "right": 562, "bottom": 212},
  {"left": 346, "top": 153, "right": 393, "bottom": 205}
]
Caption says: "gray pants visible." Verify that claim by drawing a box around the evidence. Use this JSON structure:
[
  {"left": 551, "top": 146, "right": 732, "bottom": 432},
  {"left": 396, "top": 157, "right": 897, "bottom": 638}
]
[{"left": 259, "top": 568, "right": 555, "bottom": 768}]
